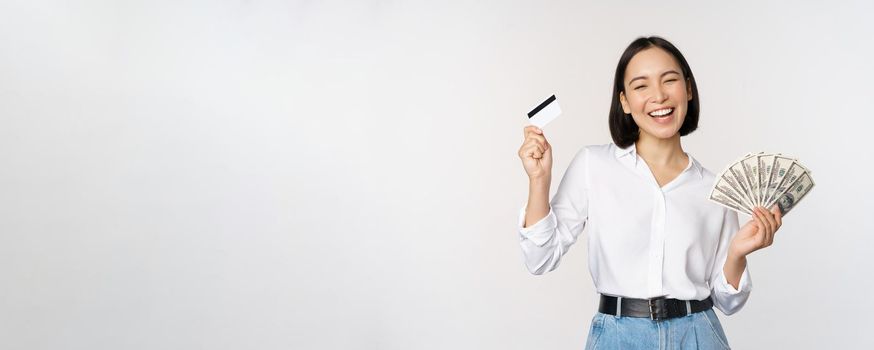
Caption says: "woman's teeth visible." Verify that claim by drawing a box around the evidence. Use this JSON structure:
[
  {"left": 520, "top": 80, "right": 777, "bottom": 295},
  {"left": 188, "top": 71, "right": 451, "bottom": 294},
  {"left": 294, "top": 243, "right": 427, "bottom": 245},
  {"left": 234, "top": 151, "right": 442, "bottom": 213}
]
[{"left": 648, "top": 108, "right": 674, "bottom": 117}]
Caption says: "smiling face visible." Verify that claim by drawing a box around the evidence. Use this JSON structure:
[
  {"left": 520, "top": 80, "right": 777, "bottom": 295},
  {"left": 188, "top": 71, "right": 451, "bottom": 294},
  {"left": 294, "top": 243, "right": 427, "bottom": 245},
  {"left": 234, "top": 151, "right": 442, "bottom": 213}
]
[{"left": 619, "top": 47, "right": 694, "bottom": 141}]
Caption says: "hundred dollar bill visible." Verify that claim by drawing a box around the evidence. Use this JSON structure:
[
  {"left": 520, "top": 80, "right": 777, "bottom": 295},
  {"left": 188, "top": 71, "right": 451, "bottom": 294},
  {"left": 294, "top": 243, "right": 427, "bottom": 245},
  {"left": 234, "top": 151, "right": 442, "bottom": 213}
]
[
  {"left": 769, "top": 171, "right": 814, "bottom": 216},
  {"left": 709, "top": 186, "right": 753, "bottom": 215},
  {"left": 762, "top": 155, "right": 795, "bottom": 206},
  {"left": 764, "top": 161, "right": 808, "bottom": 210},
  {"left": 710, "top": 176, "right": 750, "bottom": 210},
  {"left": 719, "top": 173, "right": 755, "bottom": 210},
  {"left": 728, "top": 155, "right": 757, "bottom": 209},
  {"left": 740, "top": 153, "right": 762, "bottom": 207},
  {"left": 758, "top": 154, "right": 777, "bottom": 208},
  {"left": 712, "top": 154, "right": 756, "bottom": 210}
]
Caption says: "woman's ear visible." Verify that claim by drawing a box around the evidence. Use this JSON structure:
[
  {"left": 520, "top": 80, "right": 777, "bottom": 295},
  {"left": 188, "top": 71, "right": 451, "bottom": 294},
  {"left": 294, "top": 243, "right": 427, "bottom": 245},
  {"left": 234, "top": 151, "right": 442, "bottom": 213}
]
[
  {"left": 619, "top": 91, "right": 630, "bottom": 114},
  {"left": 686, "top": 78, "right": 693, "bottom": 100}
]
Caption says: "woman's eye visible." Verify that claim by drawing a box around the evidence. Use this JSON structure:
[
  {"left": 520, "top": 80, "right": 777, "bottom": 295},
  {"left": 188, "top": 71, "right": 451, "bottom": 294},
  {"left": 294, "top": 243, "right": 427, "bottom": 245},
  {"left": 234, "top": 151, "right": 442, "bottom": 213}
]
[
  {"left": 665, "top": 79, "right": 677, "bottom": 83},
  {"left": 634, "top": 85, "right": 646, "bottom": 90}
]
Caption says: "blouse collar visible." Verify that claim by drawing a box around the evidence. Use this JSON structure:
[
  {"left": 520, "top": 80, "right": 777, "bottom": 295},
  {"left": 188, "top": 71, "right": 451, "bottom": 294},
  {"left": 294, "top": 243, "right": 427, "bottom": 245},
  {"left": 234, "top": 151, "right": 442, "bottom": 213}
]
[{"left": 614, "top": 142, "right": 703, "bottom": 179}]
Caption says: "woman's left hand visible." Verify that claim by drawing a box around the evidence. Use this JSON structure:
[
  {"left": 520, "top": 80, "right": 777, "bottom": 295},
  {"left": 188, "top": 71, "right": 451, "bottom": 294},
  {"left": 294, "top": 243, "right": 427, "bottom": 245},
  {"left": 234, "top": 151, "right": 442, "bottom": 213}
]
[{"left": 729, "top": 205, "right": 783, "bottom": 257}]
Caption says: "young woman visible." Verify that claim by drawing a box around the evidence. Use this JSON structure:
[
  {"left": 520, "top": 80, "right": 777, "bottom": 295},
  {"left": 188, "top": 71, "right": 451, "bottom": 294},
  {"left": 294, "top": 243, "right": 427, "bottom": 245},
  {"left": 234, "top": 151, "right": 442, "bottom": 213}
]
[{"left": 516, "top": 36, "right": 782, "bottom": 349}]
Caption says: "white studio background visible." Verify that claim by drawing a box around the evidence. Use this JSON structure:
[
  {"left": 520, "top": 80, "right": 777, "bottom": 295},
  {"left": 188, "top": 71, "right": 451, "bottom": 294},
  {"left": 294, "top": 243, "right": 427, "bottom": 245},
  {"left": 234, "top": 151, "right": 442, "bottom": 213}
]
[{"left": 1, "top": 0, "right": 872, "bottom": 349}]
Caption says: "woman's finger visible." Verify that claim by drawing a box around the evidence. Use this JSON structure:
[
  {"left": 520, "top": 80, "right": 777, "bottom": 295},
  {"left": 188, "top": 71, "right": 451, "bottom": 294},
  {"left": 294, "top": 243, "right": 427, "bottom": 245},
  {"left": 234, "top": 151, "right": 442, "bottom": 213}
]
[
  {"left": 770, "top": 204, "right": 783, "bottom": 228},
  {"left": 524, "top": 126, "right": 543, "bottom": 140},
  {"left": 761, "top": 207, "right": 775, "bottom": 234},
  {"left": 759, "top": 207, "right": 777, "bottom": 234},
  {"left": 523, "top": 125, "right": 541, "bottom": 135},
  {"left": 522, "top": 141, "right": 544, "bottom": 155},
  {"left": 752, "top": 210, "right": 767, "bottom": 246},
  {"left": 526, "top": 135, "right": 548, "bottom": 149},
  {"left": 528, "top": 148, "right": 542, "bottom": 159},
  {"left": 759, "top": 208, "right": 776, "bottom": 246}
]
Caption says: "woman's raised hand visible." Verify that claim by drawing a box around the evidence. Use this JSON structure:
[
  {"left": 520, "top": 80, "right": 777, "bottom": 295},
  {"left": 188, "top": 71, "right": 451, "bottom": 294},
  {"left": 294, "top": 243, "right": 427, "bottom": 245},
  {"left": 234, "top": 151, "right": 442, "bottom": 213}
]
[
  {"left": 518, "top": 125, "right": 552, "bottom": 180},
  {"left": 730, "top": 205, "right": 784, "bottom": 258}
]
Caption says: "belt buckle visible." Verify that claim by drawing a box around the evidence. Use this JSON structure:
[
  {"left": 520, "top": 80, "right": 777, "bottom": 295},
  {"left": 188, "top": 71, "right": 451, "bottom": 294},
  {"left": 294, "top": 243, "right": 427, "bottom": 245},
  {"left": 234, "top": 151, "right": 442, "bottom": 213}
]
[{"left": 648, "top": 296, "right": 668, "bottom": 321}]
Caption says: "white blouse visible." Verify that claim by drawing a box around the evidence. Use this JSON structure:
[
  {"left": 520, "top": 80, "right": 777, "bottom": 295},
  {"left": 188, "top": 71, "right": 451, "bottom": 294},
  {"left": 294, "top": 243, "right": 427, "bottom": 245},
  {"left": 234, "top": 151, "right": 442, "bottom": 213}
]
[{"left": 518, "top": 142, "right": 752, "bottom": 315}]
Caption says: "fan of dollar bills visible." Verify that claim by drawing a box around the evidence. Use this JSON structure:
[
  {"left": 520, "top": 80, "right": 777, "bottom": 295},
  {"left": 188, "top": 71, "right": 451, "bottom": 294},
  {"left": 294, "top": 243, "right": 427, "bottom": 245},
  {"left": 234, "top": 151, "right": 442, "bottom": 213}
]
[{"left": 708, "top": 152, "right": 815, "bottom": 217}]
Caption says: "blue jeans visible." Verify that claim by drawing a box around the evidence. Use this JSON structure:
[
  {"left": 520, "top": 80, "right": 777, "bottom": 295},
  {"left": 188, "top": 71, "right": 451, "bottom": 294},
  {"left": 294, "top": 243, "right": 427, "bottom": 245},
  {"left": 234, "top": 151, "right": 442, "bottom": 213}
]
[{"left": 585, "top": 308, "right": 732, "bottom": 349}]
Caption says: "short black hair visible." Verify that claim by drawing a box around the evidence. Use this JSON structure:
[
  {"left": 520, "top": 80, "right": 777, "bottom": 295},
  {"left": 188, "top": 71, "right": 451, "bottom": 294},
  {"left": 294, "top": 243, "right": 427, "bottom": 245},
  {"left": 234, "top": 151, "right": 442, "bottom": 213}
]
[{"left": 608, "top": 36, "right": 700, "bottom": 148}]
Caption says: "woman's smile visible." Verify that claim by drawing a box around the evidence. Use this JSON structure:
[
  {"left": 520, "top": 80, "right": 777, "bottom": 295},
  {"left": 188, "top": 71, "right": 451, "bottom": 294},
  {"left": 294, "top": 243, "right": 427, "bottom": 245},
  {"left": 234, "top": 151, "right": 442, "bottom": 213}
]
[{"left": 648, "top": 107, "right": 675, "bottom": 124}]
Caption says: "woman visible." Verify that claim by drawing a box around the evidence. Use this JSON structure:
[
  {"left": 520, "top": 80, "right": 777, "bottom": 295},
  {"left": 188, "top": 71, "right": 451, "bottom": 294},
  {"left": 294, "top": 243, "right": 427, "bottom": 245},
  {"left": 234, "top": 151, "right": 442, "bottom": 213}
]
[{"left": 516, "top": 36, "right": 782, "bottom": 349}]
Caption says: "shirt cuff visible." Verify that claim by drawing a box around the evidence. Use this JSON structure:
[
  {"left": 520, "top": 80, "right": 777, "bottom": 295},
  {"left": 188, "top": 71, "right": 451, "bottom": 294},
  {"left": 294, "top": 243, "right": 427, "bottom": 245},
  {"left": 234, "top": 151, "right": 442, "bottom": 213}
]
[
  {"left": 518, "top": 205, "right": 557, "bottom": 246},
  {"left": 718, "top": 266, "right": 752, "bottom": 294}
]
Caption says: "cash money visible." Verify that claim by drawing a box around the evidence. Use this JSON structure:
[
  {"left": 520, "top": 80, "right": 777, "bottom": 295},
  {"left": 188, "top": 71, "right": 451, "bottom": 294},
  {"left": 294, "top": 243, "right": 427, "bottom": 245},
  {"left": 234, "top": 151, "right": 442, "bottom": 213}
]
[{"left": 708, "top": 152, "right": 814, "bottom": 217}]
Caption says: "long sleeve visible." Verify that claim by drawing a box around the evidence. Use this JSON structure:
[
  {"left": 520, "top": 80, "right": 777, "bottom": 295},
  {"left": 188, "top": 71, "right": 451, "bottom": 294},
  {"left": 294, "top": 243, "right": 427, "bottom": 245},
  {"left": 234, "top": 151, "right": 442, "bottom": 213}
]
[
  {"left": 517, "top": 147, "right": 590, "bottom": 275},
  {"left": 708, "top": 208, "right": 753, "bottom": 315}
]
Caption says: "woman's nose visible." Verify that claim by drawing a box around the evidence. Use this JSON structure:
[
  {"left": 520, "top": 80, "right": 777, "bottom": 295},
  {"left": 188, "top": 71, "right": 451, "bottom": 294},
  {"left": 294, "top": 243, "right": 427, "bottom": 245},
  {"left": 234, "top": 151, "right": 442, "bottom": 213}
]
[{"left": 652, "top": 86, "right": 668, "bottom": 103}]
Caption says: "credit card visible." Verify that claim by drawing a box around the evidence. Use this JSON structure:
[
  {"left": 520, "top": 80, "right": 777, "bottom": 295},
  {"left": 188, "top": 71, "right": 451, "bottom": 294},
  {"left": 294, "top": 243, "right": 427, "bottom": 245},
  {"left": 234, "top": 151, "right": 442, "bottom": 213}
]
[{"left": 527, "top": 94, "right": 561, "bottom": 128}]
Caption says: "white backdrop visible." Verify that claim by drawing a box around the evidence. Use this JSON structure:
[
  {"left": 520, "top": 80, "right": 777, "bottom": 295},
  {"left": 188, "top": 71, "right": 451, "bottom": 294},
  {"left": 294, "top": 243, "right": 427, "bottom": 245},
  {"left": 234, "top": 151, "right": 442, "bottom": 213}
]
[{"left": 2, "top": 0, "right": 873, "bottom": 349}]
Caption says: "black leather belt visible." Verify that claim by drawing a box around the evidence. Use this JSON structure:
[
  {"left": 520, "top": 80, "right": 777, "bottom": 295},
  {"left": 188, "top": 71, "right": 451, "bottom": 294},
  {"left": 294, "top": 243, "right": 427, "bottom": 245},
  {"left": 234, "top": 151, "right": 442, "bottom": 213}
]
[{"left": 598, "top": 294, "right": 713, "bottom": 320}]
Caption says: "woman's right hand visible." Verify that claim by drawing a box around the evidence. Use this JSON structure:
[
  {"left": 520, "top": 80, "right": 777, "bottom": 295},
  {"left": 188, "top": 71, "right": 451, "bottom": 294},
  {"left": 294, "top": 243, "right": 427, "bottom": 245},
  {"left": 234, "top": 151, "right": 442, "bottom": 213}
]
[{"left": 518, "top": 125, "right": 552, "bottom": 180}]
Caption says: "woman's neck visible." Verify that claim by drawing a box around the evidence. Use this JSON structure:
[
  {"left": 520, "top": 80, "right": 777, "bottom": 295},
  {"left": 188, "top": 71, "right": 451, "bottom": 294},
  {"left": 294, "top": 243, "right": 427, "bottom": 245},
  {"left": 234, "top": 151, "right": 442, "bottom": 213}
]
[{"left": 635, "top": 133, "right": 686, "bottom": 167}]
